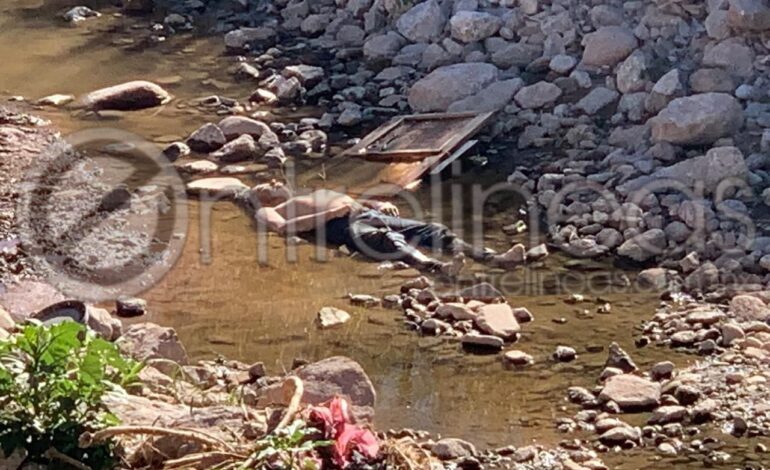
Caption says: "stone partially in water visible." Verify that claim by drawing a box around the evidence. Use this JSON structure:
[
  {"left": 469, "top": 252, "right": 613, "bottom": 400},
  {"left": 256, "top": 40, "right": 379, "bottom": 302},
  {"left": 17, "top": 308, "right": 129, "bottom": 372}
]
[
  {"left": 187, "top": 123, "right": 226, "bottom": 152},
  {"left": 79, "top": 81, "right": 171, "bottom": 111},
  {"left": 474, "top": 303, "right": 520, "bottom": 340},
  {"left": 605, "top": 342, "right": 638, "bottom": 373},
  {"left": 186, "top": 177, "right": 248, "bottom": 199},
  {"left": 317, "top": 307, "right": 351, "bottom": 329},
  {"left": 599, "top": 374, "right": 660, "bottom": 411},
  {"left": 210, "top": 134, "right": 261, "bottom": 163}
]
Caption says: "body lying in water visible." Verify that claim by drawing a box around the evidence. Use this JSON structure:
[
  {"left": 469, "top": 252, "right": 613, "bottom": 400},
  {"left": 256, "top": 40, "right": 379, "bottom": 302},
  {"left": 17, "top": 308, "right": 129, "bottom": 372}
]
[{"left": 242, "top": 181, "right": 521, "bottom": 276}]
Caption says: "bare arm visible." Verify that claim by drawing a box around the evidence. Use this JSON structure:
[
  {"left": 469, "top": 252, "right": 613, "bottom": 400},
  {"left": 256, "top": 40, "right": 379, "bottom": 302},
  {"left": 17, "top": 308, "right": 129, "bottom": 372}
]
[
  {"left": 255, "top": 207, "right": 287, "bottom": 235},
  {"left": 283, "top": 206, "right": 350, "bottom": 234},
  {"left": 258, "top": 205, "right": 350, "bottom": 236}
]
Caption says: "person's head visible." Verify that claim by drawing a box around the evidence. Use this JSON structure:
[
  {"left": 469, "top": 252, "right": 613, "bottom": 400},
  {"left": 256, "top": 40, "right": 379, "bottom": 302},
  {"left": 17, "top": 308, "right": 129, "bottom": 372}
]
[{"left": 247, "top": 179, "right": 293, "bottom": 208}]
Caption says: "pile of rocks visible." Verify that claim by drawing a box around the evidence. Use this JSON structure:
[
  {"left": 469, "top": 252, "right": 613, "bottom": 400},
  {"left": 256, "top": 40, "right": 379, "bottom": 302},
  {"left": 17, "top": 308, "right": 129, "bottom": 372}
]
[
  {"left": 384, "top": 277, "right": 535, "bottom": 353},
  {"left": 557, "top": 296, "right": 769, "bottom": 463},
  {"left": 174, "top": 114, "right": 329, "bottom": 196}
]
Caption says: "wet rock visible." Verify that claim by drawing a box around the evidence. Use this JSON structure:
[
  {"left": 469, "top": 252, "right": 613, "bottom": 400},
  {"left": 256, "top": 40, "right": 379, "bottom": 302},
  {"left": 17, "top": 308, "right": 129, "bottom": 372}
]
[
  {"left": 218, "top": 116, "right": 272, "bottom": 140},
  {"left": 605, "top": 342, "right": 638, "bottom": 373},
  {"left": 649, "top": 94, "right": 743, "bottom": 145},
  {"left": 457, "top": 282, "right": 505, "bottom": 302},
  {"left": 210, "top": 134, "right": 260, "bottom": 163},
  {"left": 408, "top": 63, "right": 499, "bottom": 112},
  {"left": 649, "top": 406, "right": 687, "bottom": 425},
  {"left": 396, "top": 0, "right": 446, "bottom": 43},
  {"left": 118, "top": 323, "right": 189, "bottom": 367},
  {"left": 503, "top": 350, "right": 534, "bottom": 366},
  {"left": 295, "top": 356, "right": 376, "bottom": 407},
  {"left": 554, "top": 345, "right": 577, "bottom": 362},
  {"left": 224, "top": 27, "right": 276, "bottom": 51},
  {"left": 514, "top": 81, "right": 562, "bottom": 109},
  {"left": 581, "top": 26, "right": 638, "bottom": 67},
  {"left": 450, "top": 11, "right": 502, "bottom": 43},
  {"left": 115, "top": 297, "right": 146, "bottom": 318},
  {"left": 283, "top": 65, "right": 324, "bottom": 87},
  {"left": 421, "top": 318, "right": 451, "bottom": 335},
  {"left": 263, "top": 147, "right": 287, "bottom": 168},
  {"left": 80, "top": 81, "right": 170, "bottom": 111},
  {"left": 186, "top": 177, "right": 248, "bottom": 198},
  {"left": 317, "top": 307, "right": 351, "bottom": 329},
  {"left": 162, "top": 142, "right": 190, "bottom": 161},
  {"left": 436, "top": 303, "right": 476, "bottom": 321},
  {"left": 432, "top": 438, "right": 476, "bottom": 460},
  {"left": 651, "top": 361, "right": 675, "bottom": 381},
  {"left": 474, "top": 303, "right": 520, "bottom": 340},
  {"left": 187, "top": 123, "right": 226, "bottom": 152},
  {"left": 62, "top": 5, "right": 100, "bottom": 22},
  {"left": 37, "top": 94, "right": 75, "bottom": 107},
  {"left": 599, "top": 374, "right": 660, "bottom": 411},
  {"left": 638, "top": 268, "right": 673, "bottom": 290},
  {"left": 599, "top": 425, "right": 641, "bottom": 445},
  {"left": 512, "top": 307, "right": 534, "bottom": 323},
  {"left": 178, "top": 160, "right": 218, "bottom": 174},
  {"left": 461, "top": 333, "right": 505, "bottom": 350}
]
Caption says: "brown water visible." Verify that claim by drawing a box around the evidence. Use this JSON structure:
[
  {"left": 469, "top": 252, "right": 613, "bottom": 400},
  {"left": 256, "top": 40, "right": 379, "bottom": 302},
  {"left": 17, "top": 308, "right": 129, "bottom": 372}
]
[{"left": 1, "top": 2, "right": 764, "bottom": 468}]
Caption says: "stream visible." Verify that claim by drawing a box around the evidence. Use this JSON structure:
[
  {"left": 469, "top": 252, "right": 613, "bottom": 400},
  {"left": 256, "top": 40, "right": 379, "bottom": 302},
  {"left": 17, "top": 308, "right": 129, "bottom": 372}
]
[{"left": 1, "top": 1, "right": 764, "bottom": 468}]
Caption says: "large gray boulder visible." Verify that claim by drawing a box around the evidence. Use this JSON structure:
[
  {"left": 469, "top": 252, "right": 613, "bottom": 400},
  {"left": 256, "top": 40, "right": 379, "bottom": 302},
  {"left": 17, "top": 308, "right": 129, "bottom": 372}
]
[
  {"left": 450, "top": 11, "right": 502, "bottom": 43},
  {"left": 396, "top": 0, "right": 446, "bottom": 43},
  {"left": 649, "top": 93, "right": 743, "bottom": 145},
  {"left": 618, "top": 147, "right": 748, "bottom": 195},
  {"left": 448, "top": 78, "right": 523, "bottom": 112},
  {"left": 363, "top": 32, "right": 406, "bottom": 64},
  {"left": 408, "top": 63, "right": 499, "bottom": 112}
]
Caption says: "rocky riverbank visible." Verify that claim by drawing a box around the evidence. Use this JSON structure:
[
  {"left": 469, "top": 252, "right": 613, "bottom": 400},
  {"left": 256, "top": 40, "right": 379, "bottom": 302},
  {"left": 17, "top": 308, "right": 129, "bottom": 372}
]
[{"left": 55, "top": 0, "right": 770, "bottom": 290}]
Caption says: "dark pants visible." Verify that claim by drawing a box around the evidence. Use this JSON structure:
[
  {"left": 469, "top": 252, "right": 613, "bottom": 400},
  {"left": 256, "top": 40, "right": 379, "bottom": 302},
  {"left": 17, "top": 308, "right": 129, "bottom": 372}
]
[{"left": 322, "top": 210, "right": 464, "bottom": 267}]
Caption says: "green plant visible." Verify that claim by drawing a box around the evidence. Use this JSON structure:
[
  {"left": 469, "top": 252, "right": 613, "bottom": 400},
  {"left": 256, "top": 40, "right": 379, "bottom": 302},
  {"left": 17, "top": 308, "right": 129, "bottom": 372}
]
[
  {"left": 246, "top": 420, "right": 331, "bottom": 470},
  {"left": 0, "top": 321, "right": 143, "bottom": 469}
]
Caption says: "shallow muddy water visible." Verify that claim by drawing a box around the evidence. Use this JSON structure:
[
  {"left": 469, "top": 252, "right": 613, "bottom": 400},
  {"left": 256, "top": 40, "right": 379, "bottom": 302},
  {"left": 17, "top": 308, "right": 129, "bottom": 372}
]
[{"left": 1, "top": 2, "right": 765, "bottom": 468}]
